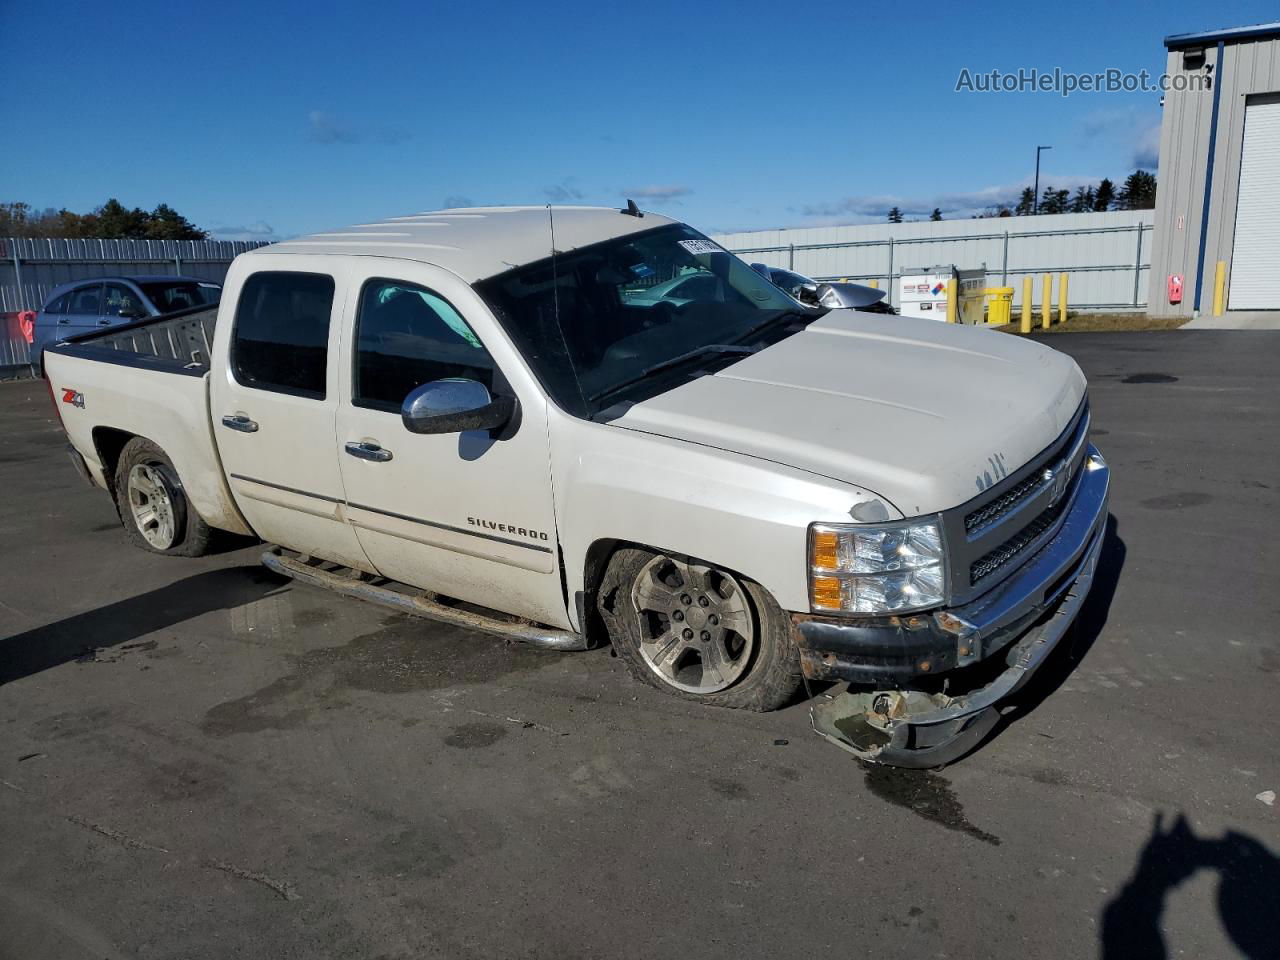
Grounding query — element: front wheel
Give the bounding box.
[113,437,212,557]
[598,548,802,711]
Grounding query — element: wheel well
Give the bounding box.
[91,427,136,495]
[579,538,623,648]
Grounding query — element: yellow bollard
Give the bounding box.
[867,279,878,289]
[1021,276,1032,333]
[1213,261,1226,316]
[946,278,958,323]
[1058,272,1068,325]
[1041,275,1052,330]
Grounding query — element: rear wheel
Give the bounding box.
[113,437,212,557]
[598,548,802,711]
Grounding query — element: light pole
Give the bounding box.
[1033,145,1052,214]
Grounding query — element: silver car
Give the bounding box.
[751,265,896,314]
[31,275,221,373]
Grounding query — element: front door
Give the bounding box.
[102,282,149,329]
[210,261,371,570]
[334,264,567,628]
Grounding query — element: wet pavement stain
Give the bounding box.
[293,607,337,628]
[443,721,508,749]
[709,778,750,799]
[200,614,558,738]
[864,766,1001,846]
[1122,372,1178,384]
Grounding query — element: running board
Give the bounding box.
[261,548,588,651]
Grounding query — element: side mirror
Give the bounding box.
[401,378,517,435]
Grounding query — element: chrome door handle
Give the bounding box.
[344,441,392,462]
[221,414,259,433]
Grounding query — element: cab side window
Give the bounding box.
[353,279,495,412]
[43,293,69,315]
[232,272,335,399]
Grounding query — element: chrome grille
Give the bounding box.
[964,469,1050,535]
[969,495,1071,584]
[968,451,1085,585]
[941,400,1090,604]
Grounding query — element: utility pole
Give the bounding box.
[1033,145,1052,214]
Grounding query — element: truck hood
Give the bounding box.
[611,312,1086,516]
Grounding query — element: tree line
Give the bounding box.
[0,199,208,240]
[887,169,1157,222]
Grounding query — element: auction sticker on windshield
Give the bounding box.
[678,239,725,256]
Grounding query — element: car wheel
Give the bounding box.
[113,437,212,557]
[598,547,802,711]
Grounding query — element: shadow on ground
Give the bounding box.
[981,514,1127,745]
[0,566,290,686]
[1101,813,1280,959]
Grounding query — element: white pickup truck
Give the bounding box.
[43,205,1109,766]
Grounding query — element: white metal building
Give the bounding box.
[712,211,1153,312]
[1148,22,1280,317]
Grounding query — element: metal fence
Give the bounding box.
[713,211,1155,312]
[1,236,267,374]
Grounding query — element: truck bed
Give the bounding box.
[41,303,253,537]
[48,304,218,373]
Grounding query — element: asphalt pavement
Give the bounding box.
[0,330,1276,960]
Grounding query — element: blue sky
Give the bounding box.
[2,0,1275,239]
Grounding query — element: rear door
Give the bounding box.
[210,259,372,570]
[334,261,568,627]
[60,283,105,338]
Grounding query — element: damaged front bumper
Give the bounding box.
[799,446,1110,767]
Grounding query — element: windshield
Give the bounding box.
[475,224,806,417]
[139,280,222,314]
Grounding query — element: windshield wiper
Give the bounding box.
[640,343,756,378]
[734,308,821,345]
[588,344,756,405]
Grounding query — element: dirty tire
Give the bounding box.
[598,547,802,711]
[113,437,212,557]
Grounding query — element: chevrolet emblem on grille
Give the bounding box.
[1045,463,1070,507]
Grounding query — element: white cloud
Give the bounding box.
[307,110,408,145]
[1079,107,1161,172]
[1132,124,1161,171]
[211,221,279,242]
[799,175,1104,222]
[544,179,585,203]
[622,184,692,205]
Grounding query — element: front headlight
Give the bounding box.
[809,520,947,615]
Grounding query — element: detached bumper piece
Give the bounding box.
[261,547,588,651]
[806,447,1109,767]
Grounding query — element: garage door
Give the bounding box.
[1228,95,1280,310]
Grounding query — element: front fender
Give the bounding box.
[550,413,901,628]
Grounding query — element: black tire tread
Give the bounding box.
[112,437,213,558]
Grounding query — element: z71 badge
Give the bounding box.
[61,388,85,409]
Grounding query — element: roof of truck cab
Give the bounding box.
[255,206,681,282]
